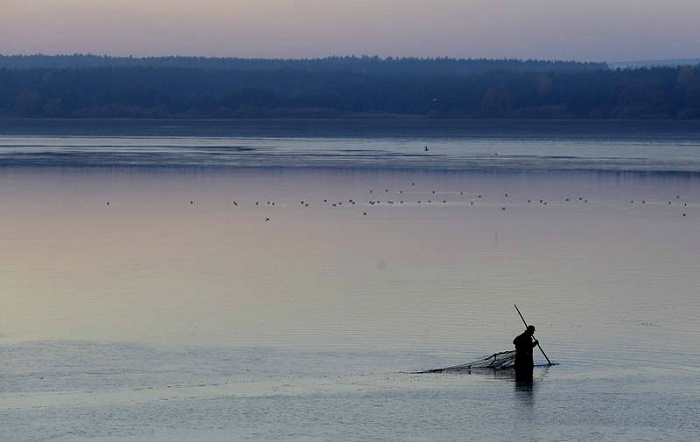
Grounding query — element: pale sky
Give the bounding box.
[1,0,699,61]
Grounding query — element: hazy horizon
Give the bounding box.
[2,0,699,62]
[2,53,700,66]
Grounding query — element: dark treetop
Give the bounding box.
[1,55,698,119]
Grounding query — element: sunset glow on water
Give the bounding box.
[1,121,699,440]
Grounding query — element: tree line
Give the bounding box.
[0,54,606,73]
[1,56,698,119]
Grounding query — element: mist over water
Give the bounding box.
[1,120,699,440]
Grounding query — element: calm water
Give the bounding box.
[1,120,699,440]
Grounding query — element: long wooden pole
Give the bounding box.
[514,304,552,365]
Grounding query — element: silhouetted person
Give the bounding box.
[513,325,538,381]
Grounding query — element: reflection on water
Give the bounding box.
[1,157,699,440]
[2,121,700,441]
[1,167,698,362]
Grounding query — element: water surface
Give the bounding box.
[0,120,699,440]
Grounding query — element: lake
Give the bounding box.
[1,119,699,440]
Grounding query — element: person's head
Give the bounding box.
[526,325,535,335]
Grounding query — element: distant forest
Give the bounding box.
[1,55,699,119]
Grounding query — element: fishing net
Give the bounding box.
[415,350,516,373]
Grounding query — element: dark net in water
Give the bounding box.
[415,350,516,373]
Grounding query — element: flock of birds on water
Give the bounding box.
[103,181,692,222]
[93,144,692,221]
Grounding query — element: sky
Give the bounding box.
[1,0,699,62]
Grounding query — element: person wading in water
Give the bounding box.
[513,325,538,380]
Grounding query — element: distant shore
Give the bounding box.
[1,56,698,120]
